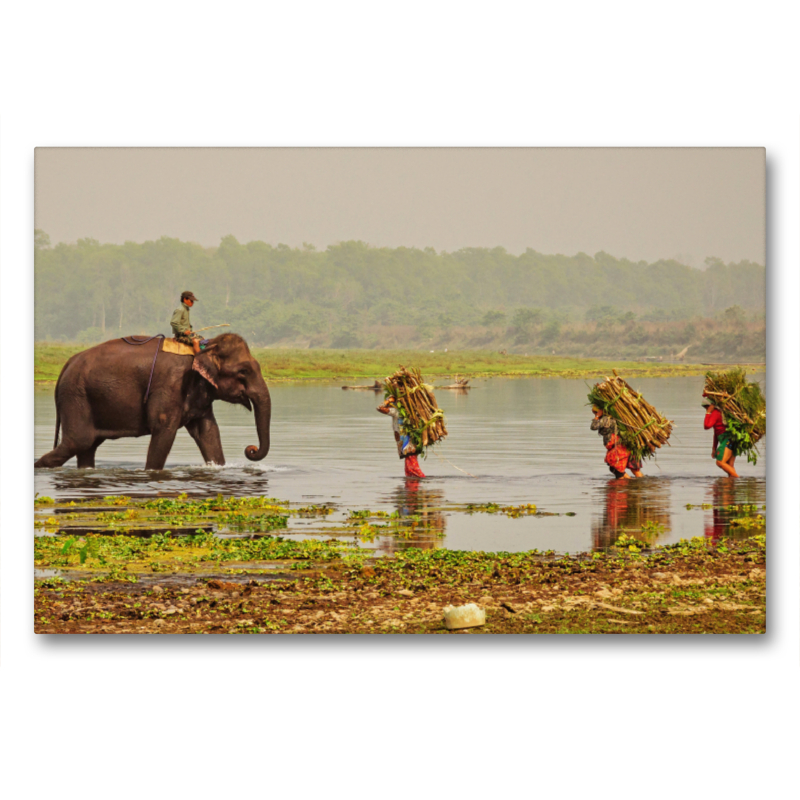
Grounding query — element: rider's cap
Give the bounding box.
[181,291,198,302]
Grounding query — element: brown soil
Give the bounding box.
[35,545,765,635]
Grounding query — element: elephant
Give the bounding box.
[34,333,271,470]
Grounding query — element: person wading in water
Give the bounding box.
[171,291,203,355]
[591,406,643,479]
[377,396,426,478]
[703,396,739,478]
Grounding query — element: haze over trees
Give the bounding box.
[34,232,765,360]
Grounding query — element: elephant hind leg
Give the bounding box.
[35,402,97,469]
[34,438,86,468]
[76,438,105,469]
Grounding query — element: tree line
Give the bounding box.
[34,231,765,348]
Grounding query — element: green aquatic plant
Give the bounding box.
[614,534,645,552]
[466,502,539,517]
[102,496,132,506]
[358,523,381,542]
[35,532,356,576]
[641,521,666,536]
[141,494,290,515]
[730,515,766,529]
[295,505,335,516]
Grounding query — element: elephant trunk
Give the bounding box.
[245,388,271,461]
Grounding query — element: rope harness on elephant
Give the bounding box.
[121,334,166,403]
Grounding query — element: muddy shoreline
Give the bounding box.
[35,534,765,635]
[34,491,766,635]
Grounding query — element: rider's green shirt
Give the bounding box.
[170,302,192,335]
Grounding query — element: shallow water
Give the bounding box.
[34,375,766,554]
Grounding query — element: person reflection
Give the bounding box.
[703,477,764,546]
[379,481,447,553]
[592,479,670,550]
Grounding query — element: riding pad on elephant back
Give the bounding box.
[162,338,195,356]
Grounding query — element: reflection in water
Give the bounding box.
[592,479,672,550]
[40,464,279,499]
[376,480,447,553]
[704,477,765,545]
[36,377,766,554]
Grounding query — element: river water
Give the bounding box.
[34,375,766,555]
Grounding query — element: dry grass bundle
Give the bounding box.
[588,372,673,460]
[384,367,447,452]
[704,368,766,454]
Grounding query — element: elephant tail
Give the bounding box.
[53,364,66,448]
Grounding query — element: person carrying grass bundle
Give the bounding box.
[591,406,643,479]
[587,373,670,479]
[703,368,765,469]
[377,367,447,479]
[702,396,739,478]
[377,395,426,478]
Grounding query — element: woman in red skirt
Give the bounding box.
[591,407,643,479]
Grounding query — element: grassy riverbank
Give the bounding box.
[34,495,765,634]
[35,342,737,384]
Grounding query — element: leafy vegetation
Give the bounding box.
[35,530,350,576]
[704,368,766,464]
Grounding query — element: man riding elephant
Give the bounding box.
[171,290,203,354]
[34,333,271,470]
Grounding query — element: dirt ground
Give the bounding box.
[35,536,765,635]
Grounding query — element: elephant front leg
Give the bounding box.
[186,412,225,466]
[145,426,180,470]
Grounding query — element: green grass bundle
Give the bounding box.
[384,367,447,454]
[587,372,673,461]
[704,368,766,462]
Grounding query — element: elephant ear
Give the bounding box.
[192,347,220,389]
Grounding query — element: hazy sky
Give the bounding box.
[34,147,765,266]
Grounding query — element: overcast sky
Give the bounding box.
[34,147,765,266]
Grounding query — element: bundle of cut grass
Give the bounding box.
[384,367,447,454]
[704,368,766,461]
[587,372,673,460]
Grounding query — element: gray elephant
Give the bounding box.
[34,333,271,470]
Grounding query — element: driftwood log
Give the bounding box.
[342,381,382,391]
[436,376,471,390]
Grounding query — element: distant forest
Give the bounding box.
[34,232,765,360]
